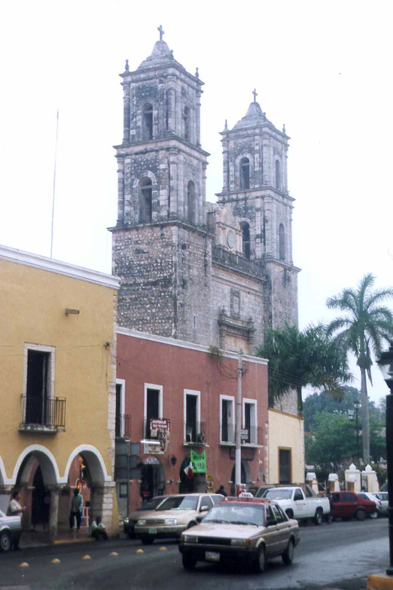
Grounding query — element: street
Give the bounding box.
[0,518,389,590]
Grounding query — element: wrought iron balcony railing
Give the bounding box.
[20,396,66,432]
[220,424,262,446]
[115,414,131,439]
[184,422,207,445]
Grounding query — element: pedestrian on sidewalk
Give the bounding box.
[89,516,108,541]
[69,488,83,531]
[7,490,25,550]
[216,485,227,497]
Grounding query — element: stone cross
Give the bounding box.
[158,25,165,41]
[252,89,258,102]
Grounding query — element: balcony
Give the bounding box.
[20,396,66,433]
[184,422,207,446]
[115,414,131,439]
[220,424,263,447]
[241,426,263,446]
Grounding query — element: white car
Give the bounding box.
[357,492,383,517]
[0,509,22,552]
[374,492,389,516]
[262,486,330,524]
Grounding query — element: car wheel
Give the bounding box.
[186,521,197,529]
[182,552,197,570]
[355,509,367,521]
[314,509,323,526]
[141,535,154,545]
[286,509,294,519]
[0,531,12,553]
[255,545,266,573]
[282,538,295,565]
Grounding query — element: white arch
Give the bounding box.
[11,445,61,486]
[63,445,111,486]
[0,455,11,485]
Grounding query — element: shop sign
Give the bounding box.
[150,418,170,437]
[143,443,163,455]
[190,450,207,474]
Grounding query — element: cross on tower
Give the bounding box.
[158,25,165,41]
[252,89,258,102]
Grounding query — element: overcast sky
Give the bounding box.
[1,0,392,403]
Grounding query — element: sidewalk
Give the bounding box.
[20,527,95,549]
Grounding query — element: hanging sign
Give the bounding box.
[190,450,207,474]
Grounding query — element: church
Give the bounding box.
[111,28,304,512]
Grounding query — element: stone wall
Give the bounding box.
[112,222,212,344]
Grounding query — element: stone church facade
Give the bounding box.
[110,32,300,413]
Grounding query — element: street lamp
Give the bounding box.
[377,343,393,576]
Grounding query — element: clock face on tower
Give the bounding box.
[227,232,235,249]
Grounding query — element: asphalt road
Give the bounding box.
[0,519,389,590]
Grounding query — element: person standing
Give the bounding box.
[69,488,83,531]
[7,490,25,550]
[216,485,227,497]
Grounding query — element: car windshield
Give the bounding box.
[203,503,265,527]
[264,489,293,500]
[357,493,368,500]
[137,497,165,511]
[157,496,198,511]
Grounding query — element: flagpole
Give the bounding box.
[235,350,243,493]
[50,109,59,259]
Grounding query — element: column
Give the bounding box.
[122,83,130,144]
[48,485,62,544]
[116,156,125,225]
[167,86,176,134]
[169,149,178,219]
[196,90,202,147]
[90,484,115,534]
[222,136,229,194]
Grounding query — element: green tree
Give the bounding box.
[305,411,357,472]
[256,324,351,412]
[303,386,360,431]
[326,273,393,464]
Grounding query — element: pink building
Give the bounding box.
[115,328,268,517]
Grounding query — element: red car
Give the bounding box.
[330,491,377,521]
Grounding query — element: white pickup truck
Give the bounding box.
[262,486,331,525]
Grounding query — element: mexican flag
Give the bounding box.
[184,460,194,479]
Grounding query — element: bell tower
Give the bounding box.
[111,28,212,344]
[216,91,299,330]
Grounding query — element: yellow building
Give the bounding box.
[267,409,305,485]
[0,245,120,539]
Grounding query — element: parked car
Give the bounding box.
[357,492,383,517]
[0,509,21,552]
[374,492,389,516]
[330,491,377,521]
[262,486,330,524]
[134,493,224,544]
[247,485,274,498]
[123,495,167,539]
[179,497,300,572]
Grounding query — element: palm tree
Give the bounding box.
[326,273,393,464]
[256,323,351,413]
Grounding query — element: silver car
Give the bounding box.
[123,496,167,539]
[179,498,300,572]
[134,493,223,544]
[0,509,22,552]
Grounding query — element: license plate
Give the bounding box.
[205,551,220,562]
[148,528,157,534]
